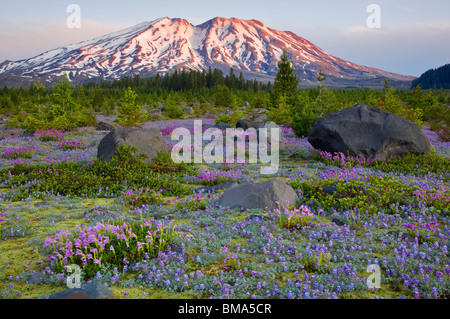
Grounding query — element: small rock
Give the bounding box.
[26,272,50,285]
[34,201,49,208]
[171,244,189,263]
[127,261,141,273]
[48,281,116,299]
[331,218,346,226]
[183,107,195,115]
[322,186,338,195]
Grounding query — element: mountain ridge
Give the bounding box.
[0,17,416,88]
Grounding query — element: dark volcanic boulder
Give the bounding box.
[308,104,432,159]
[97,126,167,164]
[96,121,114,131]
[217,179,299,211]
[213,122,233,130]
[236,119,256,130]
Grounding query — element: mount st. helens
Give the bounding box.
[0,17,416,88]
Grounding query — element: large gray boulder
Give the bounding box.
[217,179,298,211]
[97,126,167,164]
[308,104,432,159]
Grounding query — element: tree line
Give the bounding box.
[0,62,449,141]
[412,64,450,90]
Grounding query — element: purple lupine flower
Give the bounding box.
[432,287,438,299]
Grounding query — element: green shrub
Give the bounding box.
[215,107,244,126]
[117,87,146,126]
[266,94,292,125]
[299,251,332,274]
[121,187,164,208]
[149,150,196,175]
[0,145,191,201]
[292,174,448,214]
[214,85,235,107]
[164,102,184,119]
[371,152,450,180]
[291,89,340,137]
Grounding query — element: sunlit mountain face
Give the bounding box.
[0,17,415,88]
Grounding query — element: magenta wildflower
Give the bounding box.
[34,129,64,141]
[57,140,88,150]
[2,146,36,159]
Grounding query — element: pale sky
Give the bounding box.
[0,0,449,76]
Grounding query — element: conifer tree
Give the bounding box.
[270,49,299,108]
[117,87,145,127]
[52,73,78,112]
[316,65,327,94]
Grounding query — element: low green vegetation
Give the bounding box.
[0,145,193,202]
[0,66,448,142]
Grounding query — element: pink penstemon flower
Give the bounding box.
[2,146,36,159]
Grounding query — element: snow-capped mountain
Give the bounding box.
[0,17,415,88]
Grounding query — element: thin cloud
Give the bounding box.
[320,20,450,76]
[341,20,450,37]
[395,4,448,21]
[0,19,129,62]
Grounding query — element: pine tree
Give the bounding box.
[270,50,299,108]
[316,65,327,94]
[34,80,46,104]
[117,87,145,127]
[52,73,78,112]
[92,86,105,111]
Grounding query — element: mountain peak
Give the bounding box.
[0,17,415,88]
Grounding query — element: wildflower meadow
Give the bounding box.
[0,118,448,301]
